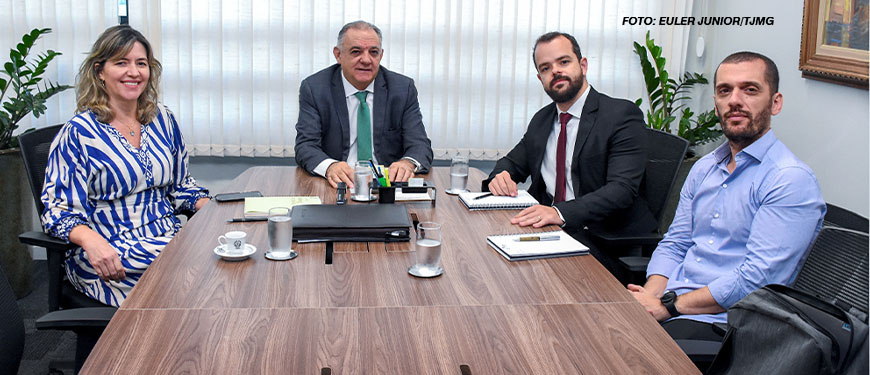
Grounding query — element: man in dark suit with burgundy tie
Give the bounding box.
[484,32,656,278]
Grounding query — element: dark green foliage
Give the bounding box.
[0,28,72,149]
[634,31,721,149]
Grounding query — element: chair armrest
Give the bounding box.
[35,307,116,330]
[587,231,663,247]
[618,256,651,273]
[675,339,722,363]
[19,231,74,250]
[712,322,728,336]
[176,208,195,220]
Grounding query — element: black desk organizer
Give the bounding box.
[371,180,437,206]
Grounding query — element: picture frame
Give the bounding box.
[800,0,869,89]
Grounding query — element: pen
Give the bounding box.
[226,217,268,222]
[368,159,382,177]
[515,235,560,242]
[473,192,493,200]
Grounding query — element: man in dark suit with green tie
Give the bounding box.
[295,21,433,188]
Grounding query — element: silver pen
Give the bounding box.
[515,235,560,242]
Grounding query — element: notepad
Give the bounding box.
[243,196,322,218]
[458,190,539,210]
[486,231,589,261]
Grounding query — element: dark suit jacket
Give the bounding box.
[484,87,656,234]
[295,64,433,174]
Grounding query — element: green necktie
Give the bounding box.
[355,91,372,162]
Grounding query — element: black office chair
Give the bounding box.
[793,226,869,320]
[585,128,688,284]
[0,261,113,375]
[0,263,25,374]
[681,225,870,372]
[18,124,109,312]
[823,202,869,233]
[18,124,117,373]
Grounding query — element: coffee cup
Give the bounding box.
[218,231,247,255]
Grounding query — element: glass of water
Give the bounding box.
[409,221,443,277]
[448,154,469,194]
[353,162,373,201]
[267,207,297,260]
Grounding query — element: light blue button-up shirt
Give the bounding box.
[647,130,825,325]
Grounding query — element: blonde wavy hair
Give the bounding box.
[76,25,162,125]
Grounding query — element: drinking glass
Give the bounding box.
[448,154,469,194]
[409,221,443,277]
[353,162,373,200]
[267,207,297,260]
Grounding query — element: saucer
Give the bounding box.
[445,188,469,195]
[408,264,444,278]
[214,243,256,261]
[265,249,298,261]
[351,195,378,202]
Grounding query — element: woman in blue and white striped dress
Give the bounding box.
[40,25,209,307]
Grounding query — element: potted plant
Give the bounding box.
[0,28,71,297]
[634,30,722,154]
[633,31,722,232]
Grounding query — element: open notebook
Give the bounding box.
[458,190,539,210]
[243,196,322,218]
[486,231,589,261]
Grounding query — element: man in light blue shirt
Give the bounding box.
[628,52,826,342]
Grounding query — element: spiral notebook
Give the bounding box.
[458,190,539,210]
[486,231,589,261]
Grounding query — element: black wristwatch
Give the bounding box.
[661,290,681,318]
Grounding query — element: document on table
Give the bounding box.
[243,196,322,218]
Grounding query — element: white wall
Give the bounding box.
[684,0,869,216]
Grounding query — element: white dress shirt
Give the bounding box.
[540,86,589,201]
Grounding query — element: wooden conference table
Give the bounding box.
[81,167,697,374]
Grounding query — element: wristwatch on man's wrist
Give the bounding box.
[660,290,681,318]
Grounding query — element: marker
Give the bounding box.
[473,192,493,200]
[226,217,268,222]
[515,235,560,242]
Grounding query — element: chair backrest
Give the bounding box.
[18,124,63,215]
[641,128,689,226]
[793,226,869,318]
[0,264,25,374]
[17,124,106,311]
[823,203,869,233]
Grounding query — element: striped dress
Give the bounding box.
[40,105,208,307]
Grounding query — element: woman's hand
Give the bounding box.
[194,197,210,210]
[69,225,126,282]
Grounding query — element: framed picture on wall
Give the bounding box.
[800,0,869,89]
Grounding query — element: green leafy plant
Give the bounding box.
[633,31,721,152]
[0,28,72,150]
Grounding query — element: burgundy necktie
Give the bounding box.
[554,112,571,204]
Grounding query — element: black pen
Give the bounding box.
[368,159,382,178]
[473,192,494,200]
[226,217,267,222]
